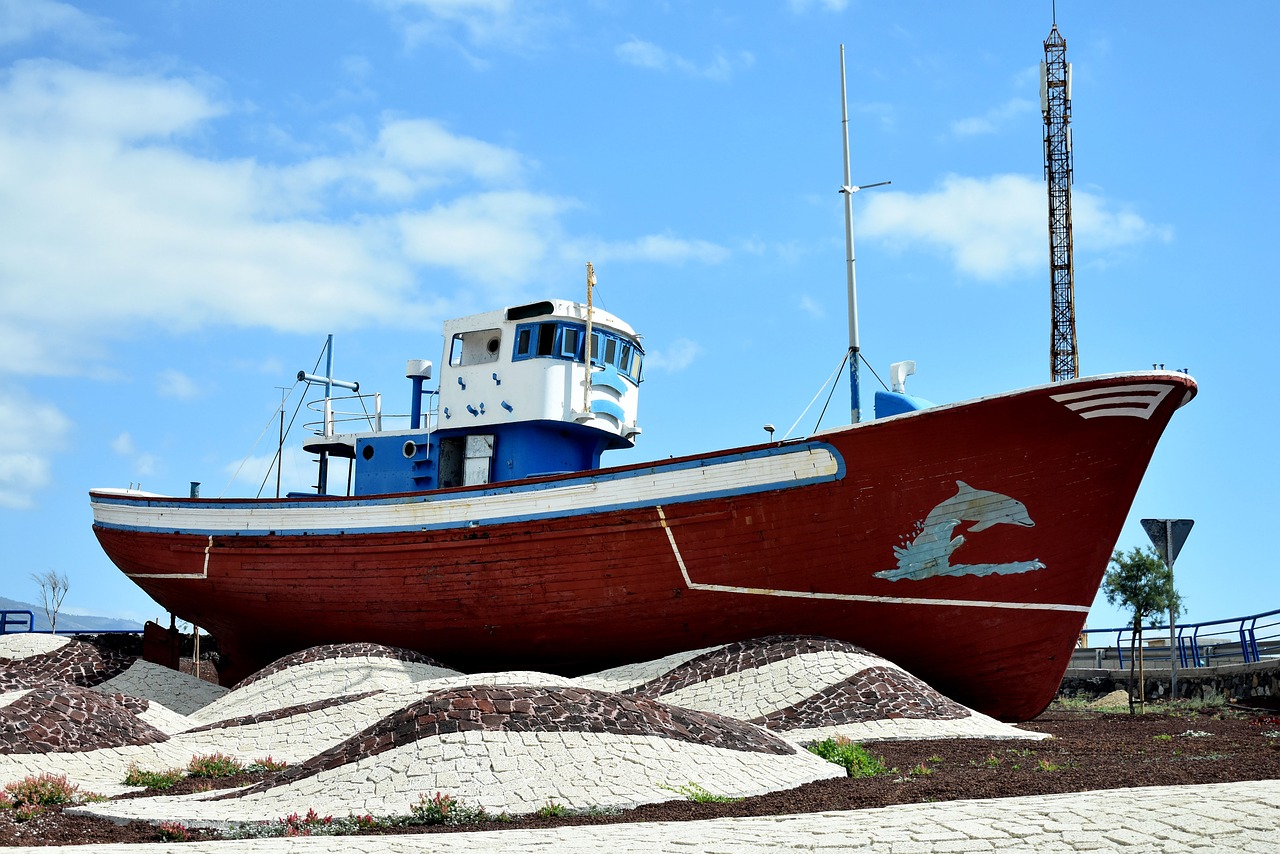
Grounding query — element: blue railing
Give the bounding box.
[0,610,34,634]
[1079,608,1280,669]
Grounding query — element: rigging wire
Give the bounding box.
[783,349,849,440]
[254,384,311,498]
[786,348,894,440]
[221,339,331,498]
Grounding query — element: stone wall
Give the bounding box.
[1059,659,1280,704]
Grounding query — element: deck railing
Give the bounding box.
[1076,608,1280,670]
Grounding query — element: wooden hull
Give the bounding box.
[90,372,1196,721]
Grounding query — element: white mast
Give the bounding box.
[583,262,595,414]
[838,45,889,424]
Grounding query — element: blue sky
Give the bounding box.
[1,0,1275,636]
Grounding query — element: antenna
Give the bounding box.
[838,45,890,423]
[1042,22,1079,382]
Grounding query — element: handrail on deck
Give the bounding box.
[1080,608,1280,669]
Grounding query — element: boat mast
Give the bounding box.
[583,262,595,414]
[838,45,889,424]
[839,45,860,423]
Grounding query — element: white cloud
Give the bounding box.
[786,0,849,12]
[0,0,123,49]
[157,370,201,401]
[0,62,544,375]
[111,433,135,455]
[644,338,701,373]
[397,191,573,288]
[0,389,70,509]
[799,295,824,318]
[860,173,1171,281]
[368,0,561,53]
[570,234,730,266]
[950,97,1035,137]
[0,59,733,389]
[110,432,157,478]
[615,39,754,82]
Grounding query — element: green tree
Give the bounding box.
[1103,546,1182,714]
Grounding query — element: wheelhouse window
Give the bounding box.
[512,320,643,384]
[449,328,502,366]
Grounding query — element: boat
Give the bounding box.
[87,51,1197,722]
[88,284,1196,720]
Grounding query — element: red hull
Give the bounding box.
[91,372,1195,721]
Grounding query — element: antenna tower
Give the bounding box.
[1041,22,1078,382]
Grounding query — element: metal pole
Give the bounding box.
[839,44,860,424]
[1167,519,1178,699]
[584,263,594,414]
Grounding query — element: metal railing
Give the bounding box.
[0,610,34,633]
[1077,608,1280,670]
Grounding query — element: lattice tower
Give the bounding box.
[1042,24,1078,382]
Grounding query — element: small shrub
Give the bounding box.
[278,808,333,836]
[123,765,185,790]
[806,737,888,778]
[1036,758,1061,772]
[3,773,83,808]
[187,752,245,778]
[661,782,741,804]
[536,801,569,818]
[908,762,933,777]
[247,755,289,773]
[156,821,189,842]
[13,803,43,822]
[984,754,1002,767]
[409,792,490,826]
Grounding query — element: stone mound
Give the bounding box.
[628,635,1038,742]
[189,643,460,727]
[0,684,167,754]
[0,638,135,691]
[231,643,452,690]
[7,635,1045,824]
[75,684,840,827]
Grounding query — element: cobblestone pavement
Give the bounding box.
[14,779,1280,853]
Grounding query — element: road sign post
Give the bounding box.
[1140,518,1193,700]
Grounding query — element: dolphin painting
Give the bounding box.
[874,481,1046,582]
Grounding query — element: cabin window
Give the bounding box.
[448,334,464,367]
[509,321,641,384]
[561,326,581,359]
[536,322,556,356]
[448,329,502,366]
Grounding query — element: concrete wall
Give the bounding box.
[1059,659,1280,703]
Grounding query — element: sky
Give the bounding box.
[1,0,1276,638]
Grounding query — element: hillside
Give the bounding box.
[0,596,144,633]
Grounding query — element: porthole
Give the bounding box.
[402,440,417,458]
[362,445,375,461]
[487,337,501,355]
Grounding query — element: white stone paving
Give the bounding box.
[75,729,844,828]
[187,657,460,725]
[94,660,228,716]
[17,780,1278,852]
[0,633,70,659]
[574,644,723,692]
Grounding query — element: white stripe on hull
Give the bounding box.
[92,445,841,536]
